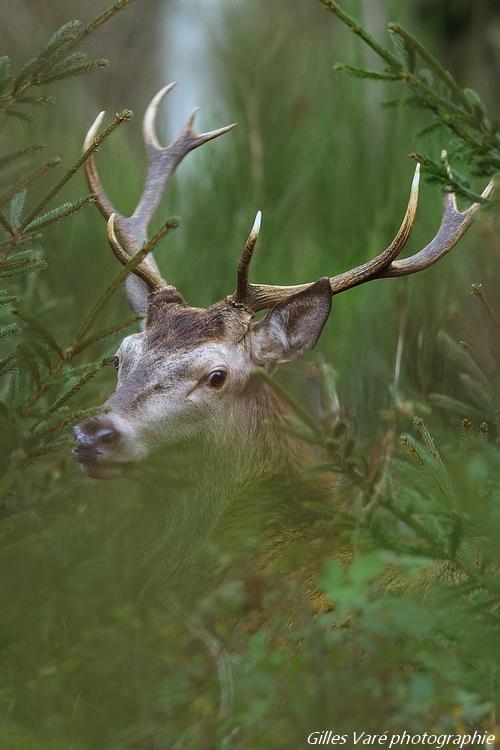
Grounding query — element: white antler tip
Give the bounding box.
[440,149,448,161]
[107,212,116,234]
[481,179,496,201]
[83,110,106,152]
[158,81,177,97]
[251,210,262,237]
[412,163,421,189]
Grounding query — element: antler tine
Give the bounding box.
[107,214,166,292]
[142,82,178,151]
[233,211,262,305]
[84,84,234,313]
[238,161,494,312]
[132,85,236,232]
[382,152,495,278]
[238,164,421,311]
[83,111,119,221]
[328,162,420,293]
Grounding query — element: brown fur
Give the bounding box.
[145,296,252,352]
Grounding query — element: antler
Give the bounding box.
[230,154,495,312]
[83,83,235,313]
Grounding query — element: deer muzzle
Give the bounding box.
[73,417,128,479]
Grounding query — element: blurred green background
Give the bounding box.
[2,0,500,425]
[0,1,499,748]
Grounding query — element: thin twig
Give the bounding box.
[72,315,142,355]
[471,284,499,330]
[388,23,475,115]
[319,0,400,68]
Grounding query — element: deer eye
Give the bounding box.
[207,369,227,389]
[113,356,120,369]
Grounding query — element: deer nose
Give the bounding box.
[73,418,120,459]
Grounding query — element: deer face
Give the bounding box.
[73,84,492,478]
[74,283,332,479]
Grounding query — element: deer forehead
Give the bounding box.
[118,334,250,382]
[156,342,250,379]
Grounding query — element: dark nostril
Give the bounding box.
[74,419,120,452]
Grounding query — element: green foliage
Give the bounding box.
[0,1,498,748]
[0,5,131,123]
[0,3,147,500]
[320,0,500,199]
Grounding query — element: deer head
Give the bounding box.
[73,84,494,479]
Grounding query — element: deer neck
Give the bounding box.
[126,379,322,600]
[222,378,318,488]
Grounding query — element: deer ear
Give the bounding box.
[250,277,332,366]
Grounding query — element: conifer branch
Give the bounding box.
[19,110,132,229]
[73,218,178,344]
[319,0,500,194]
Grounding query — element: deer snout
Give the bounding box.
[73,418,121,462]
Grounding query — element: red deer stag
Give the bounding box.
[74,84,494,484]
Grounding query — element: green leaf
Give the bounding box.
[16,95,55,107]
[0,292,18,306]
[0,258,48,278]
[39,58,108,85]
[0,56,11,94]
[464,87,486,118]
[43,20,81,56]
[416,122,444,138]
[348,551,384,586]
[17,344,42,388]
[47,51,86,74]
[73,314,142,354]
[317,557,344,598]
[6,367,19,406]
[0,55,10,82]
[29,341,53,371]
[0,323,18,339]
[381,98,402,109]
[333,63,400,81]
[0,351,16,376]
[388,28,411,70]
[48,358,111,412]
[14,20,81,87]
[418,68,434,88]
[429,393,485,422]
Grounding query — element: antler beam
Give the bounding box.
[83,83,235,312]
[230,155,494,312]
[106,213,167,292]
